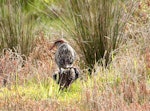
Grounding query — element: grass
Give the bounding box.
[0,78,81,103]
[0,0,36,56]
[0,70,119,107]
[0,55,150,110]
[52,0,134,70]
[0,0,150,111]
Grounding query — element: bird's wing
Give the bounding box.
[55,44,75,68]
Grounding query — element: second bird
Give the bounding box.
[50,39,76,74]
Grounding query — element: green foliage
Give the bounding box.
[0,0,36,56]
[0,77,83,102]
[59,0,131,70]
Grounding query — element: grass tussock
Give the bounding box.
[56,0,135,70]
[0,0,36,56]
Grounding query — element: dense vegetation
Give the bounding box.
[0,0,150,110]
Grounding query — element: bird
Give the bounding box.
[50,39,76,74]
[53,67,79,90]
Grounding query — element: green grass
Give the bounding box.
[0,0,36,56]
[0,71,119,102]
[0,70,119,102]
[0,78,82,102]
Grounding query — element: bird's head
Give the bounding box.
[50,39,66,50]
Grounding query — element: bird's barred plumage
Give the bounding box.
[53,67,79,90]
[50,39,79,90]
[55,43,76,69]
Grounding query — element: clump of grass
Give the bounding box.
[0,48,24,86]
[0,43,53,87]
[0,0,36,56]
[57,0,135,70]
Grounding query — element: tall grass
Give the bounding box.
[56,0,134,70]
[0,0,36,56]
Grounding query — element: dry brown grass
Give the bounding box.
[0,32,56,86]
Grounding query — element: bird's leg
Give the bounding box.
[59,67,62,75]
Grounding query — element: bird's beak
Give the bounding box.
[49,44,55,50]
